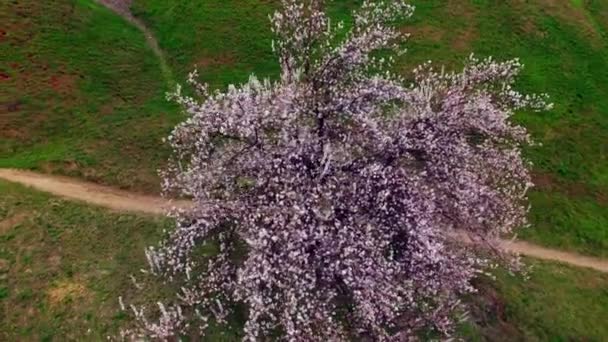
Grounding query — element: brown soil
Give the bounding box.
[445,0,479,51]
[500,239,608,273]
[533,171,607,205]
[514,0,601,44]
[401,25,444,42]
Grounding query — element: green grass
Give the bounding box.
[464,259,608,341]
[1,180,607,340]
[0,180,171,339]
[0,0,180,193]
[464,0,608,257]
[0,180,246,340]
[130,0,281,89]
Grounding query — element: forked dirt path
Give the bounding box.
[1,168,607,273]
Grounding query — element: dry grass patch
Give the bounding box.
[47,279,90,305]
[0,212,28,234]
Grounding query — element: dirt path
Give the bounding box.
[0,169,189,215]
[499,239,608,273]
[1,169,607,273]
[97,0,173,84]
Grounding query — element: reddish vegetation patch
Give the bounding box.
[6,100,20,112]
[514,0,600,43]
[532,172,554,189]
[452,28,477,51]
[0,103,49,141]
[99,103,115,115]
[49,73,77,94]
[195,53,237,69]
[47,280,90,305]
[597,191,608,206]
[48,254,62,269]
[521,17,539,35]
[0,72,9,81]
[0,102,23,140]
[99,98,125,115]
[0,128,23,139]
[468,279,525,340]
[0,28,6,42]
[533,171,606,204]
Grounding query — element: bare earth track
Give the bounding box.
[1,168,607,273]
[0,169,189,215]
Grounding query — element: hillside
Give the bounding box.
[1,0,607,339]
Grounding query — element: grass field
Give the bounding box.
[0,180,171,340]
[1,180,607,340]
[0,180,247,341]
[465,260,608,341]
